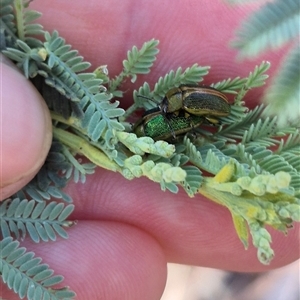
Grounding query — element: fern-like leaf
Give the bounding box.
[108,39,159,94]
[216,105,259,137]
[153,64,210,98]
[211,76,247,94]
[181,165,203,196]
[27,31,125,154]
[4,28,125,148]
[276,130,300,156]
[2,39,46,77]
[0,237,76,299]
[132,64,210,110]
[0,0,17,48]
[0,198,75,242]
[240,117,279,147]
[13,0,44,47]
[183,137,239,176]
[263,44,300,126]
[13,179,73,203]
[123,39,159,81]
[231,0,300,58]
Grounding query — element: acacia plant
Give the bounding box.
[0,1,299,299]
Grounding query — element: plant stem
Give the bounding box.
[53,127,121,172]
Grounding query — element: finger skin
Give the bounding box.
[0,57,52,200]
[4,171,297,299]
[1,1,298,299]
[0,222,167,300]
[31,0,287,108]
[67,168,300,272]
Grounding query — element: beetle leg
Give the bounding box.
[204,116,221,125]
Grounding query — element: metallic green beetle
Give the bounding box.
[133,108,204,141]
[159,85,231,124]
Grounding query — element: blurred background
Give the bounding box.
[161,259,299,300]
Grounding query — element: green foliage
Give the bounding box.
[231,0,299,57]
[0,198,75,242]
[211,76,247,94]
[181,165,203,196]
[109,39,159,93]
[11,140,93,203]
[0,0,17,48]
[229,0,300,126]
[263,44,300,126]
[1,1,300,298]
[131,64,210,111]
[13,0,44,47]
[201,165,299,264]
[0,237,76,299]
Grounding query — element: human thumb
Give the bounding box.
[0,55,52,200]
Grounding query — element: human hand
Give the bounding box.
[1,1,299,299]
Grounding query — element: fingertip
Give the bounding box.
[0,58,52,200]
[0,222,168,300]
